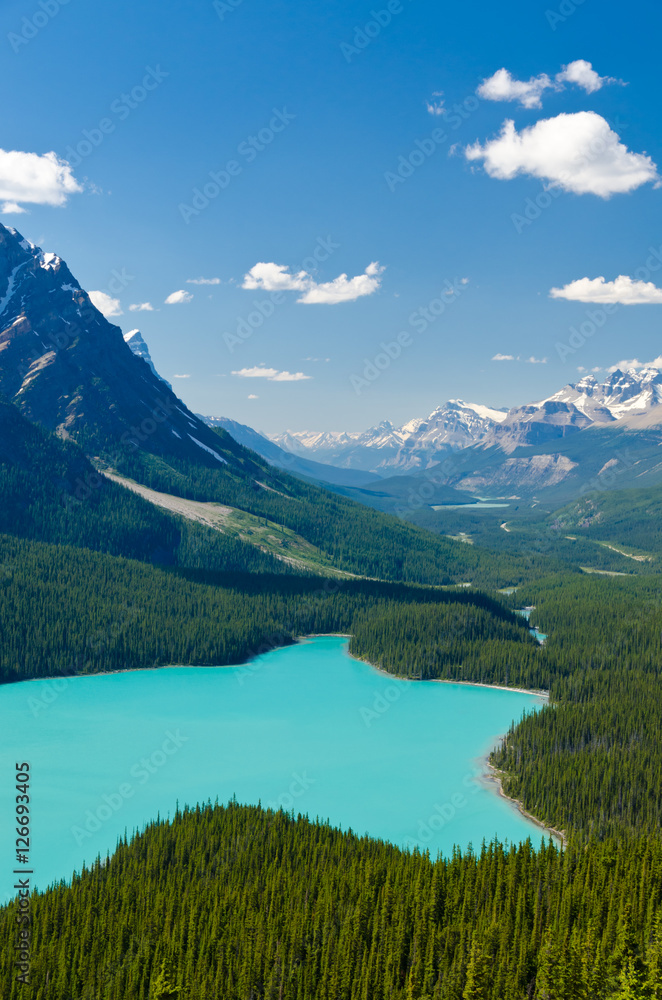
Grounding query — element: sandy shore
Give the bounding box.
[481,760,567,847]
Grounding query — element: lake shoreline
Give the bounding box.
[480,761,567,848]
[14,633,549,703]
[344,643,548,701]
[342,641,558,845]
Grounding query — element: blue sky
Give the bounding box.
[1,0,661,433]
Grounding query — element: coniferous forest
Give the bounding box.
[4,336,662,998]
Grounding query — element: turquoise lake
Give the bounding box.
[1,636,549,902]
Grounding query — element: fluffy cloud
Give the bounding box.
[89,290,122,317]
[299,262,385,304]
[165,290,193,305]
[550,275,662,304]
[465,112,659,197]
[173,374,191,378]
[1,202,27,215]
[608,356,662,372]
[556,60,620,94]
[247,394,259,399]
[476,61,621,109]
[242,261,384,304]
[129,302,154,312]
[242,262,310,292]
[492,353,515,361]
[186,277,221,285]
[477,69,554,109]
[0,149,82,214]
[232,365,311,382]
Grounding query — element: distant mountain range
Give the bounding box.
[263,369,662,475]
[6,219,662,518]
[200,416,382,488]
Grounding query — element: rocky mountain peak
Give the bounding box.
[0,223,253,473]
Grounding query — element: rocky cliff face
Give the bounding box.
[123,329,172,389]
[0,224,242,470]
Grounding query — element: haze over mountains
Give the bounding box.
[264,370,662,474]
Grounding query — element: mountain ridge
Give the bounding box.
[266,369,662,474]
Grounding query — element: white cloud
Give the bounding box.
[476,61,621,110]
[608,356,662,372]
[0,149,82,213]
[242,260,384,304]
[465,112,659,198]
[492,353,546,363]
[232,365,311,382]
[89,290,123,317]
[550,275,662,304]
[165,290,193,305]
[247,394,259,399]
[173,374,191,379]
[129,302,154,312]
[298,262,385,304]
[556,60,620,94]
[186,277,221,285]
[242,262,310,292]
[1,202,27,215]
[426,92,445,116]
[477,69,555,109]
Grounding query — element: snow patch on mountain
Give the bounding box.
[123,329,172,389]
[269,371,662,474]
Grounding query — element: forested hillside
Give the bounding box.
[0,533,533,684]
[2,802,661,1000]
[492,574,662,840]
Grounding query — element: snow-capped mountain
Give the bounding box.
[272,401,508,473]
[273,420,406,470]
[201,415,381,486]
[485,369,662,452]
[271,401,507,473]
[123,329,171,389]
[544,368,662,422]
[0,224,257,473]
[268,372,662,473]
